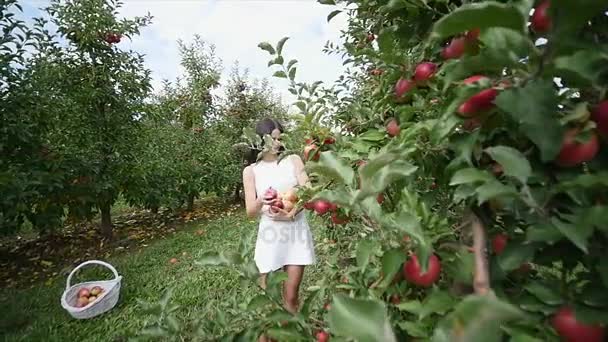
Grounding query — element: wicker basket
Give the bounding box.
[60,260,122,319]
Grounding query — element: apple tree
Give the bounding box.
[182,0,608,341]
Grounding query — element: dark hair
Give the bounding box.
[246,118,285,165]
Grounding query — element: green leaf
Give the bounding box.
[328,294,397,342]
[294,101,306,112]
[276,37,289,56]
[300,289,319,317]
[495,80,564,162]
[552,0,608,35]
[356,239,376,272]
[396,300,422,314]
[266,327,306,341]
[478,27,537,66]
[358,160,418,199]
[432,1,528,39]
[524,281,564,306]
[379,248,407,288]
[247,295,272,310]
[258,42,275,55]
[526,222,563,243]
[420,290,457,320]
[431,295,525,342]
[498,242,536,271]
[286,59,298,70]
[580,283,608,308]
[598,259,608,289]
[318,0,335,4]
[556,172,608,190]
[484,146,531,183]
[398,321,428,338]
[450,168,493,186]
[515,294,555,315]
[551,217,592,253]
[327,10,342,22]
[359,129,386,142]
[554,50,608,87]
[273,71,287,78]
[475,180,518,204]
[307,151,355,186]
[288,67,296,81]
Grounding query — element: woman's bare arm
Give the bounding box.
[243,166,264,218]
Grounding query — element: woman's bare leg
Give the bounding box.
[283,265,305,313]
[258,273,269,342]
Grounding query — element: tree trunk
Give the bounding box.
[100,202,113,239]
[233,182,242,203]
[187,193,195,212]
[151,205,159,214]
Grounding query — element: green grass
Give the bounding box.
[0,209,329,341]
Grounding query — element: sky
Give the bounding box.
[22,0,349,106]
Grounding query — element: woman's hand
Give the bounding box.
[267,207,296,221]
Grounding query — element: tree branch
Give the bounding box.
[469,212,493,296]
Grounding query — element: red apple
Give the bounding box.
[591,100,608,136]
[394,78,415,99]
[551,306,605,342]
[492,163,504,176]
[305,138,314,144]
[264,187,278,201]
[314,200,332,215]
[90,286,103,296]
[323,137,336,145]
[283,200,295,212]
[441,37,467,60]
[531,0,552,34]
[169,258,178,264]
[316,330,330,342]
[492,234,508,255]
[76,296,89,308]
[377,193,385,204]
[465,28,481,42]
[556,129,600,167]
[283,189,298,203]
[457,76,498,117]
[413,62,437,83]
[304,144,320,161]
[370,68,384,76]
[88,295,97,303]
[331,212,349,225]
[303,201,315,210]
[324,302,331,310]
[403,254,441,287]
[386,119,400,137]
[78,288,90,298]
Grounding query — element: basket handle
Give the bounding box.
[66,260,120,291]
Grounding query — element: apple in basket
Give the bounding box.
[76,296,89,308]
[90,286,103,296]
[88,295,98,303]
[78,288,90,298]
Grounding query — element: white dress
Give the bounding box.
[251,155,316,274]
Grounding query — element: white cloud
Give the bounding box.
[116,0,349,105]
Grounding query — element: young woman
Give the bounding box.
[242,118,316,318]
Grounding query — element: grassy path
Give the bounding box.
[0,207,327,341]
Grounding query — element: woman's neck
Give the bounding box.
[261,153,278,162]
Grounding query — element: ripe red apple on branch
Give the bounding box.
[386,118,400,137]
[591,100,608,136]
[556,129,599,167]
[394,78,415,99]
[403,253,441,287]
[413,62,437,84]
[492,234,508,255]
[530,0,552,34]
[457,75,498,117]
[316,330,330,342]
[551,306,605,342]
